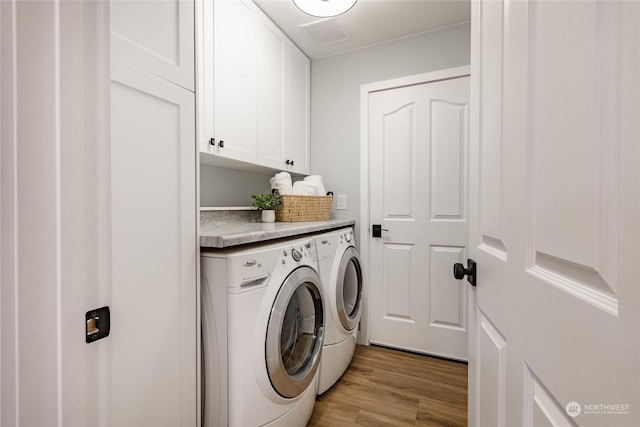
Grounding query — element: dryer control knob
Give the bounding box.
[345,234,352,243]
[291,248,303,262]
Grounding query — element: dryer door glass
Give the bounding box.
[336,247,363,331]
[266,266,324,398]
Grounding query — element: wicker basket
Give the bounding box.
[275,194,333,222]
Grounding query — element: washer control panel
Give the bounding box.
[280,239,317,266]
[291,248,303,262]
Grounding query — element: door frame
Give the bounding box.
[358,65,471,346]
[1,1,111,424]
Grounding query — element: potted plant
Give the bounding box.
[251,192,281,223]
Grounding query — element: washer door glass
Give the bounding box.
[336,247,363,331]
[266,266,324,398]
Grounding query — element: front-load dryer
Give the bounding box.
[313,227,363,394]
[201,237,324,427]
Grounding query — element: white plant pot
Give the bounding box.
[261,210,275,223]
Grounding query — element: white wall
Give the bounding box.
[310,23,471,233]
[200,164,271,207]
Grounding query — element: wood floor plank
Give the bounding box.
[308,345,467,426]
[367,370,467,406]
[416,397,467,427]
[354,410,417,427]
[354,346,467,388]
[307,401,359,426]
[317,380,419,424]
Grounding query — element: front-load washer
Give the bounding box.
[313,227,363,394]
[201,236,324,427]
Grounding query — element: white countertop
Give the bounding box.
[199,219,355,248]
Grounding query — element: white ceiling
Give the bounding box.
[253,0,471,59]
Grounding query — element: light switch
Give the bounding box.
[337,194,347,210]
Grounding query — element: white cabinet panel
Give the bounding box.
[111,58,197,427]
[257,20,286,169]
[213,0,258,164]
[111,0,194,91]
[285,46,311,175]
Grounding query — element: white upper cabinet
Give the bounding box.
[211,0,258,164]
[284,46,311,175]
[111,0,195,91]
[256,18,286,170]
[197,0,311,175]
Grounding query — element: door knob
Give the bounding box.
[372,224,388,238]
[453,259,477,287]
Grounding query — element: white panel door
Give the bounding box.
[368,74,470,360]
[111,0,194,91]
[111,58,197,427]
[468,1,640,426]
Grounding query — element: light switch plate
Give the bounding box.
[337,194,347,210]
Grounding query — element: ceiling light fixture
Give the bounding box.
[293,0,357,18]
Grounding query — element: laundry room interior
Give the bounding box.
[197,0,471,424]
[3,0,639,426]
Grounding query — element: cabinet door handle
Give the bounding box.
[219,140,224,148]
[290,160,294,166]
[285,159,291,165]
[209,138,215,146]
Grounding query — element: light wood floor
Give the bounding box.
[307,345,467,427]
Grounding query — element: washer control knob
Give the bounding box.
[291,248,303,262]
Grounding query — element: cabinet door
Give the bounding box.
[285,45,311,175]
[111,0,194,91]
[111,58,197,427]
[197,0,215,154]
[256,19,286,170]
[213,0,258,164]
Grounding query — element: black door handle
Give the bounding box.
[372,224,388,238]
[453,259,477,287]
